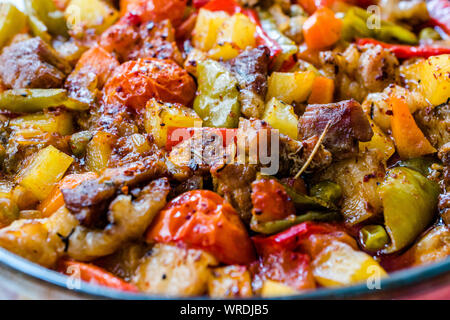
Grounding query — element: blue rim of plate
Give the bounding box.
[1,246,449,300]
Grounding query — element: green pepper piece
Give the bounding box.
[0,3,27,49]
[258,10,298,71]
[283,183,336,211]
[395,157,436,176]
[419,28,441,41]
[25,0,68,37]
[0,89,89,113]
[341,8,373,41]
[193,60,240,128]
[310,181,342,205]
[69,130,93,157]
[250,211,341,235]
[359,225,389,252]
[378,167,440,254]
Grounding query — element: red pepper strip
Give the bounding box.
[252,222,336,255]
[166,127,237,151]
[201,0,282,59]
[427,0,450,35]
[356,38,450,59]
[58,259,138,292]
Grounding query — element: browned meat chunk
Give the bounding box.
[211,163,257,223]
[298,99,373,160]
[0,38,71,89]
[62,154,168,227]
[225,46,270,118]
[414,104,450,150]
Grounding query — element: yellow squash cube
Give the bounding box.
[17,146,73,200]
[9,112,74,136]
[418,54,450,106]
[215,13,257,51]
[263,97,299,139]
[144,99,202,148]
[85,131,114,173]
[267,71,317,104]
[192,9,230,51]
[65,0,119,36]
[312,241,387,287]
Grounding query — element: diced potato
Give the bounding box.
[144,99,202,148]
[85,131,114,173]
[208,42,240,61]
[16,146,74,200]
[312,241,387,287]
[9,112,74,136]
[267,71,316,104]
[263,97,299,139]
[0,3,27,49]
[359,118,395,161]
[399,60,423,91]
[418,54,450,106]
[215,13,257,51]
[208,265,253,298]
[133,243,218,296]
[192,9,230,51]
[65,0,119,37]
[261,280,298,297]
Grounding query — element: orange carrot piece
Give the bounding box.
[302,6,342,50]
[38,172,98,217]
[308,76,335,104]
[58,259,138,292]
[389,96,436,159]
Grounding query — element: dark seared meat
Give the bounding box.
[298,99,373,160]
[414,104,450,150]
[62,154,168,227]
[225,46,270,118]
[0,38,71,89]
[211,163,257,223]
[100,18,182,65]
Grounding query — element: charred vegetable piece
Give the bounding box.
[250,211,341,235]
[193,60,240,128]
[25,0,68,37]
[0,3,27,49]
[378,167,440,253]
[16,146,74,201]
[359,225,389,252]
[0,89,89,113]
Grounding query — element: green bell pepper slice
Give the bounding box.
[0,89,89,113]
[193,59,240,128]
[378,167,440,254]
[359,224,390,252]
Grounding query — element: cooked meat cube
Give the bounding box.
[298,99,373,160]
[414,104,450,150]
[211,163,257,223]
[0,38,71,89]
[225,46,271,118]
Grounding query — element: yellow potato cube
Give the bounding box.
[418,54,450,106]
[9,112,74,136]
[85,131,114,173]
[208,42,240,61]
[192,9,230,51]
[261,280,298,297]
[65,0,119,36]
[312,241,387,287]
[17,146,73,200]
[263,97,299,139]
[267,71,317,104]
[359,118,395,161]
[144,99,202,148]
[215,13,257,50]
